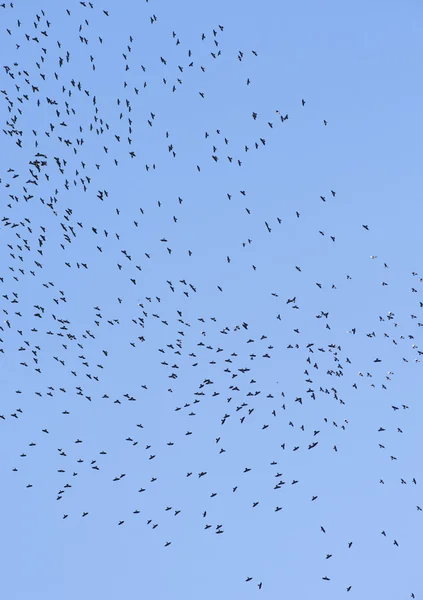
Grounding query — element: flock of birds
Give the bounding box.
[0,1,421,597]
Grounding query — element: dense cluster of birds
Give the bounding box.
[0,1,421,597]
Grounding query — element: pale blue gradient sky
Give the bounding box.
[0,1,422,598]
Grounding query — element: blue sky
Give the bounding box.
[1,0,423,598]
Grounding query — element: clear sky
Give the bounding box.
[0,0,422,598]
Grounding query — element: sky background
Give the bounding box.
[0,0,423,598]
